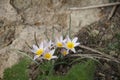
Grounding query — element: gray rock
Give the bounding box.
[10,0,32,12]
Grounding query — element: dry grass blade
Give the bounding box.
[108,5,117,20]
[69,2,120,10]
[68,13,72,38]
[34,32,39,47]
[108,0,120,20]
[52,26,55,41]
[25,41,32,49]
[79,45,120,63]
[70,54,112,61]
[44,28,50,41]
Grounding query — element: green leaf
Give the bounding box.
[3,58,30,80]
[3,59,96,80]
[48,60,96,80]
[66,60,95,80]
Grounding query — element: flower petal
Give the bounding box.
[49,40,53,46]
[71,48,76,53]
[33,45,38,51]
[66,49,69,55]
[72,37,78,43]
[75,42,80,46]
[52,56,58,59]
[46,48,51,53]
[61,49,69,56]
[39,42,43,49]
[66,35,71,42]
[33,55,39,60]
[60,36,63,42]
[63,39,67,43]
[31,49,36,53]
[50,49,55,55]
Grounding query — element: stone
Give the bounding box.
[10,0,32,12]
[90,29,99,37]
[0,0,21,22]
[102,34,113,40]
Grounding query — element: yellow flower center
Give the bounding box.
[36,49,43,55]
[67,41,74,49]
[57,42,63,47]
[62,50,67,56]
[44,53,52,60]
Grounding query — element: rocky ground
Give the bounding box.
[0,0,120,79]
[77,13,120,80]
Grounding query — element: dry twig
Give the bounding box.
[25,41,32,49]
[44,28,50,41]
[52,26,55,41]
[34,32,39,47]
[68,13,72,38]
[79,45,120,63]
[69,2,120,10]
[108,5,118,20]
[108,0,119,20]
[70,54,111,61]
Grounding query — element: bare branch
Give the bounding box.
[68,13,72,38]
[69,2,120,10]
[108,5,117,20]
[52,26,55,41]
[44,28,50,41]
[34,32,39,47]
[79,45,120,63]
[25,41,32,49]
[70,54,110,60]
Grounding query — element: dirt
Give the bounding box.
[76,7,120,80]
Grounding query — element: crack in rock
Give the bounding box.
[10,0,32,13]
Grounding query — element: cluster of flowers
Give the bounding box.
[31,35,80,60]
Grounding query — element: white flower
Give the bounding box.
[61,48,68,56]
[31,42,44,60]
[43,49,57,60]
[65,36,80,53]
[56,36,66,48]
[43,40,53,49]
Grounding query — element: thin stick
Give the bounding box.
[116,12,120,17]
[79,45,120,63]
[25,41,32,49]
[44,28,50,41]
[68,13,72,38]
[34,32,39,47]
[52,26,55,41]
[69,54,111,61]
[108,5,117,20]
[14,49,39,65]
[61,26,64,37]
[69,54,116,66]
[69,2,120,10]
